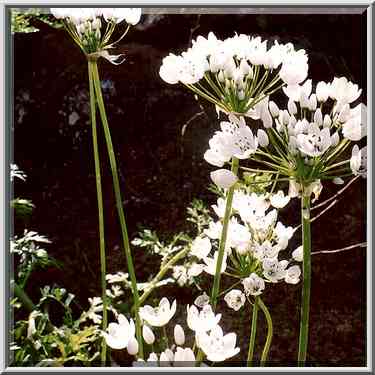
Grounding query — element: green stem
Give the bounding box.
[137,248,189,308]
[91,61,144,359]
[297,192,311,366]
[258,297,273,366]
[210,157,239,309]
[11,280,35,312]
[88,61,108,365]
[247,296,259,366]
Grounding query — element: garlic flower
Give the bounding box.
[196,325,240,362]
[224,289,246,311]
[160,32,309,114]
[139,298,177,327]
[51,8,141,63]
[103,314,136,350]
[187,304,221,333]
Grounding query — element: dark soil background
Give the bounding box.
[12,10,367,366]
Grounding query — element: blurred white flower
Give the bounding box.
[103,314,135,350]
[203,251,228,275]
[342,103,367,141]
[197,325,240,362]
[296,125,331,157]
[350,145,367,178]
[224,289,246,311]
[191,237,212,259]
[316,81,331,102]
[210,169,238,189]
[270,190,290,209]
[329,76,362,107]
[292,246,303,262]
[174,324,185,346]
[194,292,210,308]
[127,336,139,355]
[262,258,289,282]
[140,298,177,327]
[187,304,221,333]
[242,273,265,296]
[142,325,155,345]
[285,265,301,284]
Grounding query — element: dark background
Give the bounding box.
[12,10,367,366]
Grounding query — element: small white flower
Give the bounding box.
[316,81,331,102]
[196,325,240,362]
[140,298,177,327]
[224,289,246,311]
[103,314,135,350]
[329,77,362,106]
[350,145,367,178]
[142,325,155,345]
[210,169,238,189]
[285,265,301,284]
[242,273,265,296]
[188,263,204,278]
[211,197,226,218]
[187,304,221,333]
[342,103,367,141]
[274,222,294,250]
[174,324,185,346]
[270,190,290,209]
[296,125,331,157]
[203,251,227,275]
[257,129,269,147]
[194,292,210,308]
[127,336,139,356]
[191,237,212,259]
[262,258,289,282]
[268,101,280,117]
[292,246,303,262]
[174,347,195,364]
[288,180,301,198]
[204,221,222,240]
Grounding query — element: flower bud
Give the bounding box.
[174,324,185,346]
[239,59,251,75]
[300,92,309,108]
[238,90,245,101]
[218,70,225,83]
[262,111,273,128]
[331,131,340,147]
[257,129,269,147]
[142,325,155,345]
[292,246,303,262]
[268,101,279,117]
[338,103,350,122]
[308,94,317,111]
[210,169,238,189]
[316,81,330,102]
[287,99,297,115]
[92,17,101,30]
[127,337,139,356]
[323,114,332,128]
[314,108,323,126]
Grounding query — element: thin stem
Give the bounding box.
[91,61,144,359]
[210,157,239,309]
[88,61,108,365]
[11,280,35,312]
[297,192,311,366]
[258,297,273,366]
[247,296,259,366]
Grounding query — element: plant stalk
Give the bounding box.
[88,61,108,365]
[91,61,144,359]
[210,157,239,308]
[247,296,259,366]
[258,297,273,366]
[297,192,312,365]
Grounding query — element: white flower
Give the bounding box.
[140,298,177,327]
[350,145,367,178]
[159,54,184,84]
[283,79,312,102]
[257,129,269,147]
[188,263,204,277]
[174,324,185,346]
[263,258,289,282]
[242,273,265,296]
[268,101,280,117]
[316,81,331,102]
[187,304,221,333]
[211,197,226,218]
[127,336,139,355]
[174,347,195,364]
[274,222,294,250]
[292,246,303,262]
[112,8,142,25]
[173,265,188,286]
[279,49,309,86]
[106,271,129,284]
[288,180,301,198]
[224,289,246,311]
[210,169,238,189]
[103,314,135,350]
[142,325,155,345]
[296,125,331,157]
[194,292,210,308]
[203,251,227,275]
[197,325,240,362]
[329,77,362,106]
[253,240,280,261]
[270,190,290,209]
[285,265,301,284]
[204,220,222,240]
[342,103,367,141]
[191,237,212,259]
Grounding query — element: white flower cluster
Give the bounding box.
[262,77,366,177]
[159,32,308,113]
[178,190,301,306]
[103,297,239,365]
[51,8,141,57]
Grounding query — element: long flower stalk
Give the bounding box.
[210,157,239,308]
[258,297,273,366]
[90,60,144,359]
[297,191,312,365]
[247,296,259,366]
[88,61,108,364]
